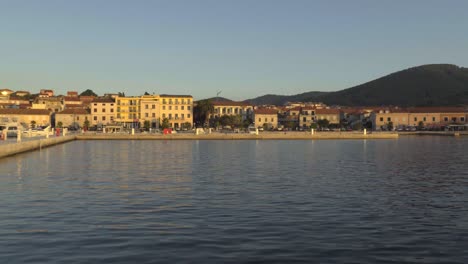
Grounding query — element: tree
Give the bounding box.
[118,92,125,97]
[80,89,98,97]
[310,123,318,129]
[144,91,150,95]
[57,121,63,128]
[387,121,394,131]
[182,122,192,130]
[83,118,90,129]
[143,120,150,130]
[161,118,170,129]
[219,115,232,127]
[193,99,214,127]
[418,121,425,130]
[317,119,330,128]
[30,120,36,129]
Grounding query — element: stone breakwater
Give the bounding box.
[0,132,399,159]
[0,135,75,159]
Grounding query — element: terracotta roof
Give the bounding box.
[57,109,90,115]
[212,101,250,107]
[407,107,466,113]
[0,109,51,115]
[315,108,341,115]
[63,96,81,101]
[92,98,115,103]
[254,108,278,115]
[288,107,302,111]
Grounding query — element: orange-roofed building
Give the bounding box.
[253,108,278,129]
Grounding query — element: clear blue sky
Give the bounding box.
[1,0,467,100]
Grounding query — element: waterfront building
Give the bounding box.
[0,108,51,127]
[209,101,253,122]
[140,95,160,129]
[315,108,342,126]
[115,96,141,128]
[371,107,467,130]
[13,91,30,97]
[90,97,116,126]
[159,94,193,130]
[253,108,278,129]
[79,95,96,109]
[299,107,316,128]
[55,108,91,128]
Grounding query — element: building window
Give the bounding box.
[181,106,184,110]
[94,116,97,121]
[432,117,436,122]
[452,117,457,122]
[414,117,417,121]
[423,117,426,122]
[152,113,155,118]
[188,114,191,118]
[175,114,179,119]
[444,117,448,122]
[169,106,172,110]
[163,106,166,110]
[258,118,261,122]
[77,116,80,121]
[162,114,166,118]
[380,117,383,122]
[111,109,114,113]
[175,106,178,110]
[145,104,148,109]
[94,103,97,106]
[461,117,465,122]
[169,114,172,119]
[387,117,391,122]
[145,113,148,117]
[94,109,97,112]
[102,109,106,113]
[110,117,114,121]
[188,106,191,111]
[303,117,306,122]
[102,117,106,121]
[271,118,274,122]
[152,104,155,109]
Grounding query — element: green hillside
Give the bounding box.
[244,64,468,106]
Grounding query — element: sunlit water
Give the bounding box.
[1,137,467,263]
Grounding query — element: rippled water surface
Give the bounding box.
[1,137,467,263]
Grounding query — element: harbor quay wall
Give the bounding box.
[0,132,400,159]
[0,135,76,159]
[76,132,399,140]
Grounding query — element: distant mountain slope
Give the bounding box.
[244,64,468,106]
[318,64,468,106]
[244,91,328,106]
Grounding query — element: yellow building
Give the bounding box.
[91,97,116,126]
[159,94,193,129]
[115,94,193,129]
[140,95,160,128]
[115,96,141,127]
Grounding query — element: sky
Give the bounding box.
[1,0,468,100]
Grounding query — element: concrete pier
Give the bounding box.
[0,135,75,159]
